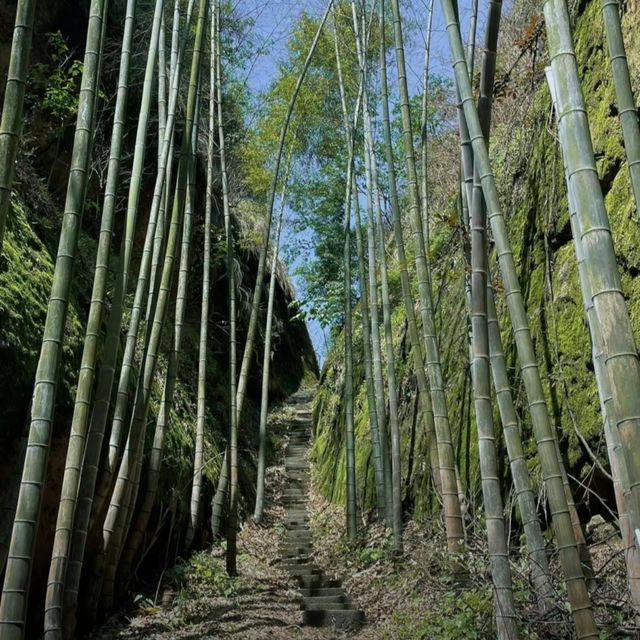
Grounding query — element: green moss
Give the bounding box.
[0,195,84,443]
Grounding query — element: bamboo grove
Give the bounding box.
[0,0,639,638]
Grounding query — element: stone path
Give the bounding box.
[279,389,365,632]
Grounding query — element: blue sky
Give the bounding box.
[231,0,487,365]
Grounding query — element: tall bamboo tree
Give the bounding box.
[0,1,109,636]
[101,0,207,607]
[351,1,393,524]
[389,0,466,559]
[544,0,640,554]
[0,0,37,254]
[253,144,294,523]
[43,2,138,636]
[378,0,441,502]
[187,4,217,543]
[342,115,359,545]
[466,3,517,634]
[600,0,640,212]
[547,63,640,615]
[357,0,405,540]
[440,0,598,634]
[211,0,233,542]
[335,7,386,520]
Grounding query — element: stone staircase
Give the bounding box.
[279,388,365,632]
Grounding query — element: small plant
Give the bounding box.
[30,32,84,128]
[389,588,496,640]
[169,551,237,602]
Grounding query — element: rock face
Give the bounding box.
[313,0,640,525]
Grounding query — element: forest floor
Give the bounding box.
[91,400,636,640]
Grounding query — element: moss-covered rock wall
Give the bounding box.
[313,0,640,525]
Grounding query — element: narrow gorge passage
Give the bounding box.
[2,1,640,637]
[93,388,367,639]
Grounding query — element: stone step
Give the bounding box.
[303,601,349,611]
[297,575,341,589]
[301,594,346,606]
[284,565,322,577]
[280,551,312,561]
[280,546,312,556]
[285,482,309,489]
[299,587,344,598]
[284,537,312,546]
[302,609,364,630]
[284,529,312,536]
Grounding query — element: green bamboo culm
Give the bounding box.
[378,0,441,502]
[101,0,207,607]
[0,2,109,637]
[351,1,393,525]
[0,0,37,255]
[547,65,640,613]
[600,0,640,212]
[188,3,217,541]
[389,0,466,562]
[466,2,517,634]
[544,0,640,555]
[334,7,386,521]
[211,0,232,543]
[440,0,598,636]
[43,2,138,637]
[343,145,359,544]
[253,144,294,524]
